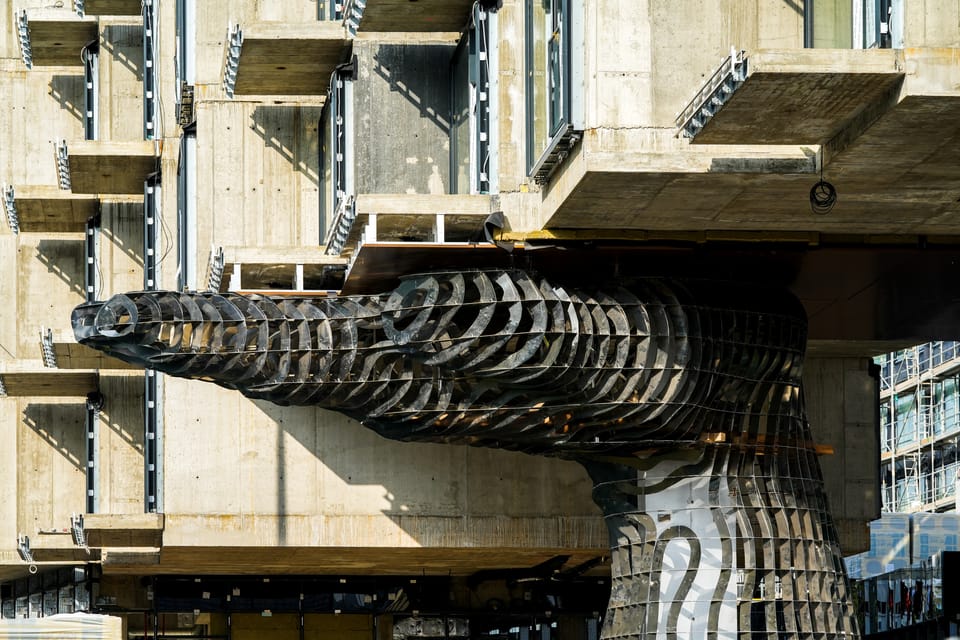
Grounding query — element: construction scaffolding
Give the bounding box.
[877,342,960,513]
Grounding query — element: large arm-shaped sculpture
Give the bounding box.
[72,269,858,639]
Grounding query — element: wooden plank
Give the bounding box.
[234,23,352,96]
[25,14,98,67]
[66,141,158,194]
[0,370,98,397]
[355,0,475,33]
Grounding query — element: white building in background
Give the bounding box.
[877,342,960,514]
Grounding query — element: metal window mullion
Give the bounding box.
[144,176,160,290]
[84,217,99,303]
[83,45,98,141]
[143,0,157,139]
[144,368,162,513]
[177,130,197,290]
[85,402,99,513]
[473,3,491,194]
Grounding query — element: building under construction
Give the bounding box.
[1,1,959,639]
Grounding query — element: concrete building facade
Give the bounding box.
[0,0,958,638]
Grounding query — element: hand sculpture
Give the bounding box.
[73,269,858,639]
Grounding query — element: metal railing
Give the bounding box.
[675,47,747,137]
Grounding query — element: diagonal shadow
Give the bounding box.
[249,105,322,187]
[48,75,84,122]
[22,403,86,470]
[34,239,84,297]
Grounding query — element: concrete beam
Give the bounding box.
[83,513,163,548]
[0,368,98,397]
[350,0,475,33]
[64,141,158,195]
[7,186,99,233]
[25,532,100,562]
[78,0,143,16]
[20,10,98,67]
[229,22,352,96]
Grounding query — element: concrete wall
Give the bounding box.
[99,22,145,142]
[352,41,455,196]
[160,378,601,550]
[805,356,881,555]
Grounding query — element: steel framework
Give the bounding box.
[72,269,857,639]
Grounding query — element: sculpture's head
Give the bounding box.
[72,269,806,458]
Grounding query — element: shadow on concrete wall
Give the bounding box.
[370,46,452,134]
[99,202,145,294]
[101,25,144,78]
[782,0,803,15]
[22,403,86,471]
[48,75,84,122]
[99,374,144,456]
[249,105,321,187]
[34,239,84,297]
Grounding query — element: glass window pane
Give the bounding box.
[812,0,853,48]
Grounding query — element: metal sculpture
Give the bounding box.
[72,269,858,639]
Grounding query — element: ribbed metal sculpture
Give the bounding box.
[72,269,858,639]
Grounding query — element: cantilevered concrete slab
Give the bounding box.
[694,49,905,146]
[0,368,98,396]
[82,514,163,548]
[542,94,960,238]
[51,339,139,370]
[346,0,475,32]
[75,0,143,16]
[18,10,97,67]
[6,186,99,233]
[220,245,348,292]
[333,194,495,259]
[226,22,352,96]
[23,533,100,562]
[62,141,157,195]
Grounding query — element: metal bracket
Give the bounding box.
[222,24,243,98]
[40,327,58,368]
[16,534,33,563]
[56,140,72,190]
[205,245,225,292]
[71,513,87,548]
[16,10,32,69]
[3,185,18,234]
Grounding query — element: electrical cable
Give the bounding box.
[810,156,837,215]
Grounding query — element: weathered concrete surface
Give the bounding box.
[805,356,881,555]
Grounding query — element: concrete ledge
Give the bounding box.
[84,513,164,548]
[350,0,475,33]
[21,10,98,67]
[8,186,101,233]
[64,141,158,195]
[79,0,143,16]
[0,367,98,397]
[231,22,352,96]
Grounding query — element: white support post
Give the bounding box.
[294,264,304,290]
[434,213,445,243]
[364,213,378,244]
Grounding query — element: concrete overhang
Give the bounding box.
[335,194,496,258]
[693,49,906,145]
[5,186,99,233]
[219,245,349,293]
[61,141,158,195]
[17,9,98,67]
[0,367,98,397]
[101,547,607,577]
[346,0,475,33]
[50,337,140,370]
[542,95,960,238]
[75,0,143,17]
[83,513,163,548]
[26,532,100,563]
[225,22,352,97]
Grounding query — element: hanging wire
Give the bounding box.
[810,155,837,215]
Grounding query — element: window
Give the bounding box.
[177,126,196,291]
[451,3,497,195]
[525,0,583,184]
[321,58,356,252]
[804,0,902,49]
